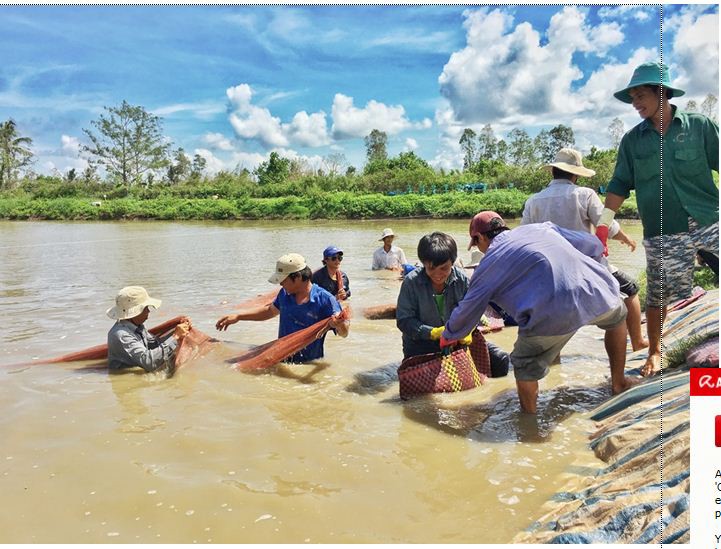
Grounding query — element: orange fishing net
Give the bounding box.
[228,307,350,370]
[362,304,397,320]
[8,316,216,369]
[234,290,279,310]
[362,303,504,333]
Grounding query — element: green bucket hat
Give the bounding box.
[614,62,685,104]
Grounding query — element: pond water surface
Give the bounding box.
[0,218,646,543]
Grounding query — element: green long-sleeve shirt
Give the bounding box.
[607,106,719,238]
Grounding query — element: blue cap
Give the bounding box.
[323,245,343,258]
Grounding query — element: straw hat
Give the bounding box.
[379,228,395,241]
[268,253,307,284]
[544,148,596,178]
[614,62,685,104]
[107,286,161,320]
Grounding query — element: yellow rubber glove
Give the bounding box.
[430,326,444,340]
[459,331,474,346]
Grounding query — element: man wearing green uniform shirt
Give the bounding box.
[597,62,719,377]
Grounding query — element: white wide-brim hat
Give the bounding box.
[544,148,596,178]
[268,253,307,284]
[379,228,395,241]
[107,286,162,320]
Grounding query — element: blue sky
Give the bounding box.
[1,4,718,177]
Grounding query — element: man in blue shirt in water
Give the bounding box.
[442,211,637,414]
[216,253,349,363]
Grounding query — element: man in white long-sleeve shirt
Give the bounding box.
[107,286,190,372]
[521,148,648,351]
[372,228,408,270]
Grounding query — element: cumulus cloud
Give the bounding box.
[666,9,719,98]
[404,138,418,151]
[193,148,227,175]
[438,6,626,125]
[202,132,235,152]
[598,5,655,22]
[285,111,331,147]
[331,93,431,139]
[61,134,81,154]
[226,83,330,148]
[38,134,89,175]
[229,150,267,172]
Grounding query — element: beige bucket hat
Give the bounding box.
[544,148,596,178]
[107,286,162,320]
[379,228,395,241]
[268,253,307,284]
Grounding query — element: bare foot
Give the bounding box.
[631,338,650,352]
[612,375,642,395]
[641,352,662,377]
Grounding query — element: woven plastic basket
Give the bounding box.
[398,344,487,400]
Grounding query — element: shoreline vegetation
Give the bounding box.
[3,104,646,222]
[0,189,639,221]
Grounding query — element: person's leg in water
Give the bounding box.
[510,333,574,414]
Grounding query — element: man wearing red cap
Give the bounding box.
[596,61,719,378]
[443,211,636,414]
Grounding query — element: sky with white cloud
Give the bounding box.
[0,4,718,176]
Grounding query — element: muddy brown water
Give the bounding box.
[0,218,646,543]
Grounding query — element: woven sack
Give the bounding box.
[398,346,486,400]
[468,328,491,377]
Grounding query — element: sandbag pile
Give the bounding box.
[514,290,718,544]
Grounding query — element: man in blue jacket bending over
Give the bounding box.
[442,211,637,414]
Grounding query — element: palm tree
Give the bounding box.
[0,119,33,189]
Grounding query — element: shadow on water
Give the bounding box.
[345,362,399,395]
[384,383,610,444]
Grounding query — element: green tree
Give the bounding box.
[585,146,618,190]
[608,117,625,149]
[478,124,497,161]
[685,99,698,112]
[82,100,170,185]
[533,129,554,164]
[459,128,477,170]
[0,119,34,190]
[386,151,431,171]
[191,154,207,180]
[364,129,388,165]
[167,148,191,184]
[507,128,533,166]
[701,93,718,123]
[81,164,99,185]
[495,139,508,164]
[549,124,575,152]
[254,151,291,185]
[323,152,348,176]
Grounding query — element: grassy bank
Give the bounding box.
[0,189,639,221]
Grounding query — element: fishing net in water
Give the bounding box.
[7,316,216,370]
[228,307,350,370]
[363,303,505,333]
[233,290,278,310]
[362,304,397,320]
